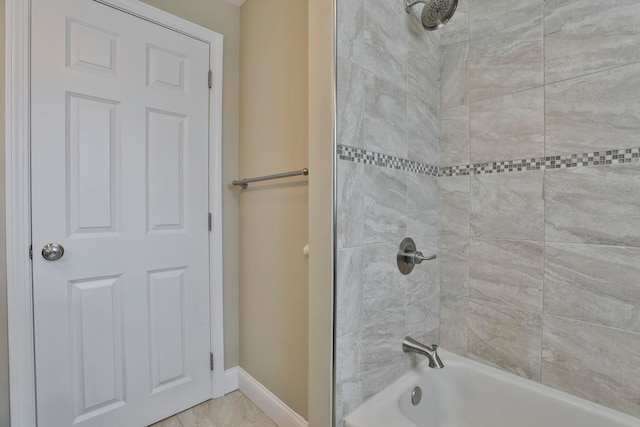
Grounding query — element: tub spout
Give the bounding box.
[402,336,444,369]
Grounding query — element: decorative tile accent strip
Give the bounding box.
[338,145,640,178]
[442,147,640,177]
[337,145,439,177]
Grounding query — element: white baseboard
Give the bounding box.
[237,367,308,427]
[224,367,239,394]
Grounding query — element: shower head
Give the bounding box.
[405,0,458,31]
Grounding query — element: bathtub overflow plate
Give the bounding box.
[411,386,422,406]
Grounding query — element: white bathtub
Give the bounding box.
[344,349,640,427]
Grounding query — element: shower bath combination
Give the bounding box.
[404,0,458,31]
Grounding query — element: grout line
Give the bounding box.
[466,3,471,169]
[542,0,546,90]
[540,241,546,383]
[465,0,472,361]
[545,59,640,87]
[465,162,471,357]
[544,313,640,336]
[541,1,548,383]
[541,0,547,381]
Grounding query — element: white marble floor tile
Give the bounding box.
[149,391,277,427]
[150,415,183,427]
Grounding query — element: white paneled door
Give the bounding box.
[30,0,213,426]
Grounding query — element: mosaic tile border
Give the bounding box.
[337,145,439,177]
[338,145,640,177]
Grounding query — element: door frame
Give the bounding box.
[5,1,225,425]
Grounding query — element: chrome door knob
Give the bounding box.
[42,243,64,261]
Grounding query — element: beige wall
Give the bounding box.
[140,0,241,370]
[0,1,335,424]
[307,0,334,425]
[238,0,309,419]
[0,0,9,423]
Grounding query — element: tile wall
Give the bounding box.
[334,0,441,423]
[438,0,640,418]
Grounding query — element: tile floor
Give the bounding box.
[150,391,277,427]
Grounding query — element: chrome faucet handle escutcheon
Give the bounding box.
[397,238,437,275]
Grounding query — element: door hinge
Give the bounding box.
[210,352,214,371]
[208,213,212,231]
[208,70,212,89]
[29,245,33,260]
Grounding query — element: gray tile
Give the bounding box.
[545,63,640,156]
[469,15,543,102]
[362,242,407,325]
[406,237,440,306]
[544,243,640,333]
[337,59,365,149]
[362,0,407,87]
[406,5,441,58]
[361,311,406,400]
[335,329,362,423]
[408,54,440,118]
[176,391,276,427]
[470,87,544,164]
[406,173,440,242]
[439,235,469,296]
[542,315,640,418]
[440,294,469,355]
[441,43,469,109]
[407,94,440,166]
[441,105,470,166]
[363,165,407,245]
[336,247,364,337]
[470,171,544,241]
[337,0,364,63]
[363,73,407,159]
[468,300,542,381]
[440,0,469,46]
[406,296,440,346]
[405,296,440,368]
[469,0,543,41]
[544,163,640,246]
[337,161,364,249]
[469,238,544,312]
[544,0,640,83]
[440,175,470,236]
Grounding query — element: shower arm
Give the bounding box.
[404,0,431,14]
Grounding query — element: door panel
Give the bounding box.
[69,275,126,421]
[31,1,212,426]
[67,93,120,236]
[146,109,186,232]
[146,44,189,93]
[67,18,119,77]
[148,267,189,393]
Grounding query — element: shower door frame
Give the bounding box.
[4,1,226,425]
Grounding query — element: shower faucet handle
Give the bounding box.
[412,251,437,264]
[397,238,437,275]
